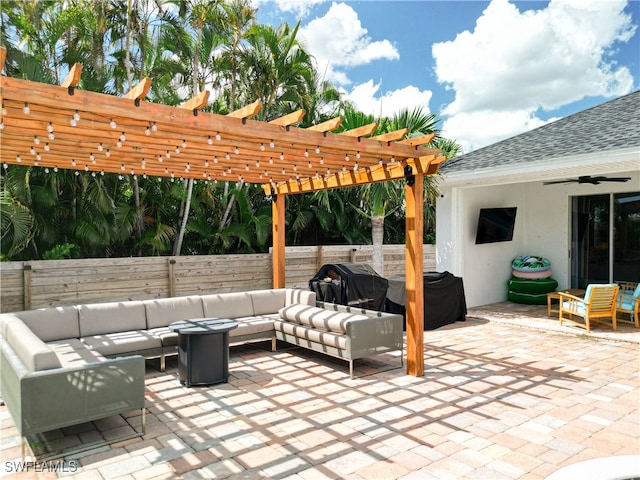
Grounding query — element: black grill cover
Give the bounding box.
[309,263,389,311]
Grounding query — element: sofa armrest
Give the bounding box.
[1,338,145,436]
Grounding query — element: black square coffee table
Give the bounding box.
[169,318,238,387]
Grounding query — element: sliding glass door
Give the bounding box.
[571,192,640,288]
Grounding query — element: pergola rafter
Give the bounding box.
[0,49,443,376]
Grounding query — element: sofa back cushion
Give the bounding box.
[79,301,146,337]
[279,304,369,334]
[286,288,316,307]
[144,296,205,329]
[201,292,254,319]
[16,306,80,342]
[250,289,287,316]
[5,319,61,371]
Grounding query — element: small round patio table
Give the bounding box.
[169,318,238,387]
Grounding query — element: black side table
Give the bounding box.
[169,318,238,387]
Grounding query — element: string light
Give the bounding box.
[33,136,40,145]
[356,151,361,159]
[234,147,239,155]
[1,103,7,116]
[30,146,35,155]
[182,139,187,148]
[90,153,95,163]
[315,146,320,154]
[213,156,218,163]
[110,118,117,129]
[166,151,171,159]
[15,155,21,163]
[151,122,158,132]
[260,143,265,151]
[269,140,274,148]
[175,146,180,153]
[44,143,50,151]
[97,143,103,152]
[105,149,111,157]
[119,132,126,142]
[207,136,213,145]
[215,132,221,141]
[145,126,151,136]
[47,122,54,133]
[304,150,309,157]
[23,103,30,114]
[279,153,284,161]
[225,153,230,160]
[48,131,55,140]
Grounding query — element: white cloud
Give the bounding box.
[343,80,433,119]
[433,0,636,150]
[442,110,554,154]
[298,2,399,86]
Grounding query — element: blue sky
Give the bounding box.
[251,0,640,153]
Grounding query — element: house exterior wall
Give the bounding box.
[436,170,639,308]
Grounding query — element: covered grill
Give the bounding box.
[309,263,389,311]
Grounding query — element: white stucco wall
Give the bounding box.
[436,170,640,308]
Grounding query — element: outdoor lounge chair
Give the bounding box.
[615,281,640,328]
[558,284,619,333]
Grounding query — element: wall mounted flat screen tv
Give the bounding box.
[475,207,517,244]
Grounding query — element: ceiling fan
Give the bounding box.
[543,175,631,185]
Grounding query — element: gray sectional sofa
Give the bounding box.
[0,288,403,460]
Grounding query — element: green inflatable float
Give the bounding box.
[508,255,557,305]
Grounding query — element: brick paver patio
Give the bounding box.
[1,303,638,479]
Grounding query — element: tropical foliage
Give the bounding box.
[0,0,460,261]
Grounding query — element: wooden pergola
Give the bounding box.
[0,48,446,376]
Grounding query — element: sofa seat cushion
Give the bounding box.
[47,338,106,367]
[279,304,369,334]
[147,327,178,347]
[273,320,347,349]
[229,315,276,339]
[17,306,80,342]
[144,296,204,329]
[5,319,62,371]
[82,330,162,356]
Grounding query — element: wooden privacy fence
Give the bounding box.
[0,245,436,313]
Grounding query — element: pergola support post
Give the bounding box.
[405,171,425,376]
[272,193,286,288]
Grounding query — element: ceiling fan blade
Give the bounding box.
[601,177,631,182]
[543,179,579,185]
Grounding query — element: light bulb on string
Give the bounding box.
[33,136,40,145]
[110,118,117,129]
[23,103,30,114]
[73,110,80,122]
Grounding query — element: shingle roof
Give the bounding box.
[441,90,640,174]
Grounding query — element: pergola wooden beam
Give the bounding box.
[0,46,6,72]
[398,133,436,146]
[61,63,82,89]
[371,128,408,142]
[264,155,442,196]
[227,100,262,119]
[340,123,378,138]
[306,116,342,133]
[179,91,210,111]
[123,78,152,102]
[269,109,305,127]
